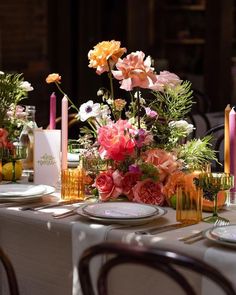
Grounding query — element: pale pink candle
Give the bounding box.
[230,107,236,191]
[61,95,68,170]
[49,92,56,129]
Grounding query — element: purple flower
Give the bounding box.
[128,164,141,173]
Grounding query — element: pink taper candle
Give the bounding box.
[49,92,56,129]
[61,95,68,170]
[229,107,236,191]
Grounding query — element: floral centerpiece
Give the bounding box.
[46,40,217,206]
[0,71,33,180]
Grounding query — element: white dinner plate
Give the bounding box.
[77,203,167,225]
[203,228,236,249]
[210,225,236,243]
[0,184,46,197]
[82,202,159,220]
[0,184,55,202]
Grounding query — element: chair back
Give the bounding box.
[0,247,19,295]
[204,123,225,171]
[79,242,236,295]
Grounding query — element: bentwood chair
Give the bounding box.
[0,247,19,295]
[204,123,225,172]
[78,242,236,295]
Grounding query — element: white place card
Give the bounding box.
[34,129,61,187]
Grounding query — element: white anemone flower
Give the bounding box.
[78,100,101,122]
[19,81,34,91]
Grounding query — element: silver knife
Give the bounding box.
[21,199,84,211]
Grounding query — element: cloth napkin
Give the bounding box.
[72,220,127,295]
[202,246,236,295]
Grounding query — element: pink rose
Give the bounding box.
[98,119,136,161]
[95,170,123,201]
[122,172,141,201]
[112,51,157,91]
[143,148,180,182]
[132,179,165,205]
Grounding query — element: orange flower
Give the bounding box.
[163,171,197,199]
[114,99,126,111]
[46,73,61,84]
[88,40,127,75]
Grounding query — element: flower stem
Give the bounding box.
[55,82,79,112]
[137,89,141,129]
[108,60,114,101]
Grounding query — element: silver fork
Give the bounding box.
[179,219,230,244]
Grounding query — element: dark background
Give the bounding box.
[0,0,235,129]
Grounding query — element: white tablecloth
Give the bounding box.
[0,203,236,295]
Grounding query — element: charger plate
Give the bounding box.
[210,225,236,243]
[203,228,236,249]
[0,184,55,202]
[77,203,167,225]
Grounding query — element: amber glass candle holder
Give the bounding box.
[61,168,85,201]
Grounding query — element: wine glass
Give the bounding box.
[196,173,234,223]
[1,144,27,183]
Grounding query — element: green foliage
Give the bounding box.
[147,81,194,148]
[176,136,219,171]
[0,72,28,127]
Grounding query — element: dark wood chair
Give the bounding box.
[0,247,19,295]
[78,242,236,295]
[204,123,225,172]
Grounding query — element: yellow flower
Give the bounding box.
[46,73,61,84]
[114,99,127,111]
[88,40,126,74]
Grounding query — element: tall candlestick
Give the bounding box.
[61,95,68,170]
[49,92,56,130]
[224,104,231,173]
[229,107,236,191]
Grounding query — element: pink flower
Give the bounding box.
[112,51,157,91]
[150,71,181,92]
[95,170,123,201]
[0,128,9,148]
[132,179,165,205]
[98,119,136,161]
[143,148,180,182]
[122,172,141,201]
[6,105,27,119]
[145,107,158,118]
[134,129,153,148]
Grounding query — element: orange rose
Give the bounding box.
[46,73,61,84]
[132,179,164,205]
[88,40,127,74]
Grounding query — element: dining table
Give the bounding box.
[0,188,236,295]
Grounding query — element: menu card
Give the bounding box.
[34,129,61,187]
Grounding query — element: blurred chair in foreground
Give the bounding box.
[78,242,235,295]
[0,247,19,295]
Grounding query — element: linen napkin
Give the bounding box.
[72,221,126,295]
[202,246,236,294]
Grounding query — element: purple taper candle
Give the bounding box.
[229,106,236,191]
